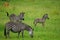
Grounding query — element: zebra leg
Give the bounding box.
[35,23,36,26]
[4,28,7,38]
[7,30,10,38]
[6,30,10,38]
[18,32,20,38]
[21,31,24,40]
[34,21,37,26]
[21,31,24,38]
[42,23,45,27]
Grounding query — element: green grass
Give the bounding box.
[0,0,60,40]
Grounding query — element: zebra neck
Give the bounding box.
[42,17,46,20]
[25,27,31,31]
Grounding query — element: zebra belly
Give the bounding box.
[11,26,20,33]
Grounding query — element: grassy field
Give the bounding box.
[0,0,60,40]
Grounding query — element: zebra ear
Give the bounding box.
[6,12,9,16]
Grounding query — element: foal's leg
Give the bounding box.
[35,23,37,26]
[42,23,45,27]
[34,21,37,26]
[34,20,36,26]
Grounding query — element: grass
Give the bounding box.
[0,0,60,40]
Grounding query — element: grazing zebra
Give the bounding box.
[4,21,34,38]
